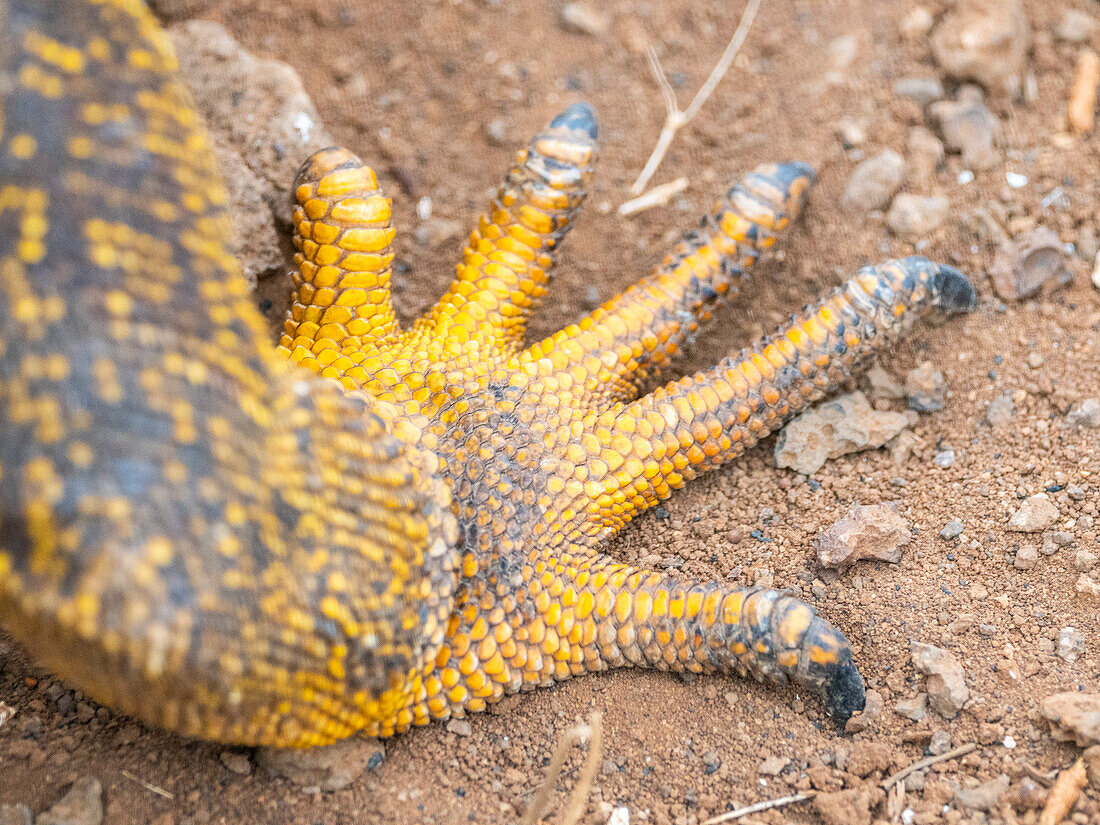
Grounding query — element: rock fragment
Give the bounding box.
[906,361,945,412]
[990,228,1073,301]
[35,777,103,825]
[865,364,906,400]
[1066,398,1100,429]
[940,520,964,540]
[1054,9,1099,43]
[1008,494,1059,533]
[846,740,892,777]
[775,392,911,476]
[887,194,949,239]
[758,755,790,776]
[1076,574,1100,599]
[813,786,885,825]
[954,774,1010,811]
[219,750,252,776]
[815,505,911,570]
[256,737,385,792]
[894,693,928,721]
[1041,692,1100,746]
[986,394,1014,426]
[929,86,1000,170]
[169,21,335,286]
[1013,544,1038,570]
[900,7,934,40]
[845,689,883,733]
[893,77,944,107]
[841,150,905,212]
[1075,549,1098,571]
[931,0,1030,96]
[559,3,609,36]
[1057,627,1085,662]
[911,642,969,717]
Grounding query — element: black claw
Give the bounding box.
[933,263,978,314]
[772,160,817,188]
[822,658,866,731]
[550,102,598,140]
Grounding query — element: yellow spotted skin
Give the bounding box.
[0,0,977,747]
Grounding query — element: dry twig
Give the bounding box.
[880,742,977,791]
[629,0,763,196]
[1039,758,1087,825]
[560,713,603,825]
[617,177,689,216]
[1068,49,1100,134]
[121,769,174,800]
[700,792,815,825]
[522,712,603,825]
[1022,762,1057,787]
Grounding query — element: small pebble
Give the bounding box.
[1075,549,1098,571]
[933,449,955,468]
[940,521,964,540]
[929,86,999,170]
[888,194,950,239]
[1013,544,1038,570]
[559,2,609,36]
[986,394,1014,425]
[894,693,928,721]
[928,729,952,755]
[758,755,789,776]
[702,751,721,775]
[219,751,252,775]
[841,150,905,213]
[35,777,103,825]
[1054,8,1099,43]
[1008,494,1059,533]
[900,7,934,40]
[893,77,944,106]
[446,719,473,737]
[1066,398,1100,429]
[1057,627,1086,662]
[906,361,946,412]
[930,0,1030,96]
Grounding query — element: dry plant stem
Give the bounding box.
[522,714,601,825]
[700,792,815,825]
[1039,758,1087,825]
[1068,49,1100,134]
[629,0,763,195]
[617,177,689,215]
[560,713,603,825]
[121,770,175,800]
[880,743,977,791]
[1023,762,1057,787]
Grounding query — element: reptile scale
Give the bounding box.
[0,0,978,748]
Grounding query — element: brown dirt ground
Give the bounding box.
[2,1,1100,823]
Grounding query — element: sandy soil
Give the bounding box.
[2,1,1099,823]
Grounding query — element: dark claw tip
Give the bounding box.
[822,659,866,731]
[550,102,598,140]
[933,263,978,314]
[774,160,818,187]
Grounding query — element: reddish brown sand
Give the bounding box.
[2,1,1098,823]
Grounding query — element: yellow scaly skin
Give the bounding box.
[0,0,977,747]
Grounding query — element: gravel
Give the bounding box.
[887,194,949,239]
[1008,494,1060,533]
[911,642,969,717]
[841,150,905,212]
